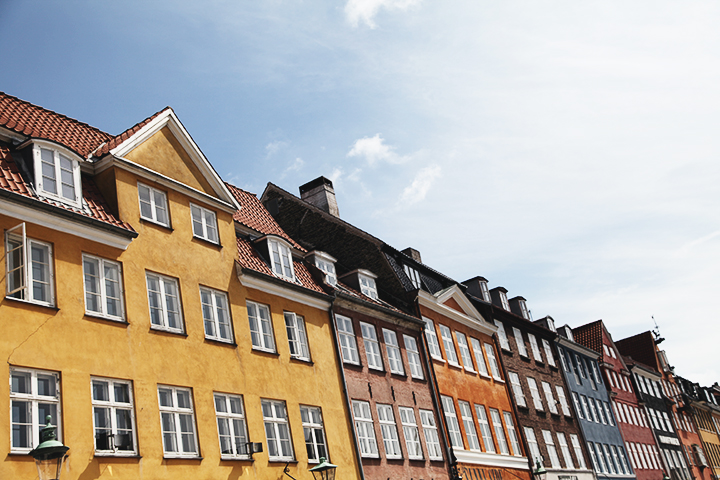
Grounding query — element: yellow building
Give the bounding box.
[0,92,360,479]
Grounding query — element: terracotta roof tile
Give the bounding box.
[92,108,170,157]
[573,320,603,354]
[0,92,110,158]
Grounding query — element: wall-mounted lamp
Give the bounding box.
[309,457,338,480]
[532,459,547,480]
[29,415,69,480]
[245,442,263,458]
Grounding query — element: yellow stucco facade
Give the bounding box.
[1,121,360,479]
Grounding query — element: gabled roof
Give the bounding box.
[573,319,603,354]
[92,108,169,157]
[616,331,659,372]
[0,92,110,158]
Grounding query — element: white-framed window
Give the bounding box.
[336,314,360,364]
[512,327,528,357]
[595,399,607,424]
[479,281,491,302]
[572,392,584,419]
[524,427,542,463]
[10,367,61,452]
[475,404,495,453]
[518,299,530,319]
[556,386,571,416]
[570,434,587,468]
[508,372,527,407]
[455,332,475,372]
[360,322,383,370]
[269,238,295,280]
[34,144,82,206]
[542,381,558,414]
[377,404,402,458]
[419,409,443,460]
[588,442,601,472]
[543,430,562,468]
[591,361,603,386]
[527,377,544,411]
[403,335,424,379]
[557,432,574,469]
[490,408,510,455]
[214,393,249,459]
[423,317,443,360]
[494,320,510,350]
[358,272,378,300]
[584,395,597,422]
[91,378,136,455]
[441,395,464,448]
[618,445,632,474]
[499,290,510,310]
[404,264,422,289]
[595,443,609,473]
[146,272,183,333]
[603,444,617,474]
[301,405,328,463]
[439,324,460,366]
[190,202,218,244]
[470,337,490,377]
[542,338,556,367]
[83,254,124,320]
[484,343,502,379]
[528,334,543,362]
[138,182,169,227]
[262,399,294,461]
[611,445,624,474]
[285,312,310,361]
[158,385,198,457]
[398,407,423,460]
[504,411,522,456]
[383,329,404,375]
[313,252,337,285]
[5,224,54,306]
[352,400,379,458]
[247,300,276,352]
[458,400,481,451]
[201,287,233,343]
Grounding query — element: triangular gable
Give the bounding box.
[108,109,239,209]
[436,284,483,319]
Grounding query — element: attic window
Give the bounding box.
[359,272,378,300]
[269,238,295,281]
[403,264,421,289]
[499,291,510,311]
[33,143,82,207]
[518,299,529,319]
[310,251,337,286]
[545,318,556,332]
[479,281,490,302]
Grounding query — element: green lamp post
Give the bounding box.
[29,415,69,480]
[309,457,338,480]
[533,459,547,480]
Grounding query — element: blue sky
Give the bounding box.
[2,1,719,384]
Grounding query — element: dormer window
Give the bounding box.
[268,238,295,281]
[358,271,378,300]
[545,317,556,332]
[33,143,82,207]
[308,251,337,285]
[403,264,422,289]
[499,291,509,311]
[518,299,529,319]
[479,281,490,302]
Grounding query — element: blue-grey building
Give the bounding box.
[556,324,636,480]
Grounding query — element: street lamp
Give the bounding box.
[29,415,69,480]
[309,457,338,480]
[532,459,547,480]
[662,473,671,480]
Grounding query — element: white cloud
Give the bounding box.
[347,134,409,166]
[280,157,305,179]
[344,0,421,29]
[265,140,287,158]
[327,167,343,186]
[398,165,441,206]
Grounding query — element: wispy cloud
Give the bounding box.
[280,157,305,179]
[347,134,410,166]
[265,140,288,158]
[398,165,441,206]
[344,0,421,29]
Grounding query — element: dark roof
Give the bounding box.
[573,319,604,354]
[616,331,659,372]
[93,108,170,157]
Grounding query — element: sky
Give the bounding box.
[1,1,719,384]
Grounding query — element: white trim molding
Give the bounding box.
[418,288,496,336]
[453,448,530,469]
[236,267,331,311]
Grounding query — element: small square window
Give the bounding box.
[190,203,219,244]
[138,182,170,227]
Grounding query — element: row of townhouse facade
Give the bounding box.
[1,91,718,480]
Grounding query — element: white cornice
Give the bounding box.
[107,109,240,210]
[453,448,529,469]
[237,270,331,310]
[0,126,26,144]
[0,198,133,250]
[418,289,496,336]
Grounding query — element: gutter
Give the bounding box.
[236,264,334,303]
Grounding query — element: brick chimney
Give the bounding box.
[402,247,422,264]
[299,176,339,217]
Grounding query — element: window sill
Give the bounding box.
[163,455,203,460]
[84,313,128,325]
[140,217,173,231]
[464,367,477,374]
[447,362,463,371]
[368,366,385,373]
[150,326,188,337]
[343,360,363,368]
[478,372,493,380]
[390,371,407,378]
[4,296,59,311]
[220,456,253,462]
[192,235,222,249]
[269,458,297,464]
[492,377,505,384]
[360,454,380,459]
[205,337,237,347]
[251,347,280,357]
[431,356,446,364]
[290,356,313,365]
[94,453,142,459]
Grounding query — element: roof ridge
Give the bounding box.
[92,106,172,157]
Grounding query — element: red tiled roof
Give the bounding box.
[226,182,304,251]
[0,92,111,158]
[92,108,170,157]
[0,145,135,233]
[573,320,603,354]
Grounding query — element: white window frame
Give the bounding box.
[214,392,249,459]
[424,317,443,360]
[525,427,542,464]
[285,312,311,361]
[301,405,328,464]
[352,400,379,458]
[494,320,510,350]
[336,314,360,364]
[403,334,424,379]
[33,143,82,206]
[527,377,544,411]
[543,430,562,468]
[312,251,337,285]
[269,238,295,281]
[455,332,475,372]
[146,271,184,333]
[542,338,556,367]
[528,334,543,362]
[570,434,587,468]
[377,403,403,459]
[490,408,510,455]
[383,329,404,375]
[503,411,522,456]
[470,337,490,377]
[262,399,295,461]
[479,281,491,302]
[399,407,424,460]
[439,324,460,366]
[403,264,422,289]
[508,372,527,407]
[556,386,571,417]
[484,343,502,380]
[360,322,384,371]
[157,385,198,457]
[595,398,607,424]
[475,404,495,453]
[542,381,558,414]
[512,327,528,357]
[5,224,55,307]
[441,395,464,449]
[82,254,125,321]
[201,286,233,343]
[137,182,170,227]
[358,271,378,300]
[91,378,137,456]
[557,432,575,469]
[572,392,584,419]
[247,300,276,352]
[458,400,481,451]
[190,202,219,244]
[10,367,61,453]
[499,291,510,310]
[419,409,443,460]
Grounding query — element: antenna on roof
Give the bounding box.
[651,316,665,344]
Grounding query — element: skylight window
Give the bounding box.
[403,264,422,289]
